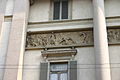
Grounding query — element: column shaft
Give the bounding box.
[3,0,29,80]
[93,0,111,80]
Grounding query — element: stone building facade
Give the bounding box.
[0,0,120,80]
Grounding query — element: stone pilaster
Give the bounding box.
[0,0,8,34]
[93,0,111,80]
[3,0,29,80]
[0,0,9,80]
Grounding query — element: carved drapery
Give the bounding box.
[26,29,120,49]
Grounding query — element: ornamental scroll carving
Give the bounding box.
[26,29,120,48]
[26,31,93,48]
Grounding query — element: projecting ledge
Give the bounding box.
[41,49,77,57]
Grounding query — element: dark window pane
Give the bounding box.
[53,0,60,20]
[62,0,68,19]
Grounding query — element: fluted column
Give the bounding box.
[93,0,111,80]
[3,0,29,80]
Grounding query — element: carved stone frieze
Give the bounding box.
[26,29,120,49]
[26,31,93,48]
[107,29,120,43]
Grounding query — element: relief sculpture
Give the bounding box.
[26,31,93,48]
[48,34,56,45]
[26,29,120,48]
[107,29,120,43]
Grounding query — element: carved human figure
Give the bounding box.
[41,37,48,46]
[79,32,87,43]
[36,35,44,46]
[31,35,39,47]
[107,30,115,42]
[48,34,56,45]
[114,31,120,41]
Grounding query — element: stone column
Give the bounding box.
[93,0,111,80]
[3,0,29,80]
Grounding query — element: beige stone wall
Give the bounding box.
[109,46,120,80]
[105,0,120,17]
[29,0,50,22]
[72,0,93,19]
[23,50,43,80]
[75,48,95,80]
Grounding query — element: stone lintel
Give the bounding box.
[41,49,77,57]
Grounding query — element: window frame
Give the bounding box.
[40,61,77,80]
[49,0,72,21]
[49,62,68,80]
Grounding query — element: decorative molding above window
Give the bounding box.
[41,49,77,57]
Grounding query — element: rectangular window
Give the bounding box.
[40,61,77,80]
[50,62,68,80]
[53,0,69,20]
